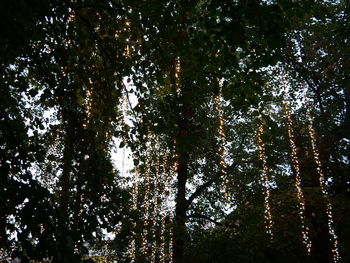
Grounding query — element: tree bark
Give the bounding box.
[173,151,189,263]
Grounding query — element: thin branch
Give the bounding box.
[186,163,237,209]
[283,51,326,116]
[120,79,139,121]
[186,177,217,208]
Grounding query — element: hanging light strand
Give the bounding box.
[167,149,178,263]
[129,170,139,262]
[283,89,312,254]
[215,85,230,200]
[151,142,161,263]
[124,11,131,58]
[169,221,173,263]
[175,57,181,94]
[119,92,129,186]
[305,98,341,263]
[159,214,166,263]
[82,80,94,129]
[159,153,169,263]
[141,134,152,257]
[257,122,274,238]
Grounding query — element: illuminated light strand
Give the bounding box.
[125,44,130,58]
[167,152,178,263]
[141,134,152,257]
[151,144,161,263]
[82,85,94,129]
[120,91,129,172]
[159,214,166,263]
[175,57,181,94]
[283,90,312,254]
[115,94,129,189]
[305,100,341,263]
[169,219,173,263]
[159,153,168,263]
[129,169,139,262]
[117,93,128,188]
[66,12,75,46]
[125,19,131,58]
[256,123,274,238]
[215,87,230,201]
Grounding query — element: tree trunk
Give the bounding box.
[173,151,189,263]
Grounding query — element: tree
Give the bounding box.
[0,0,349,262]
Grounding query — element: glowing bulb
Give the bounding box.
[68,13,75,22]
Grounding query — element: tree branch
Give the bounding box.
[186,177,217,209]
[186,163,237,209]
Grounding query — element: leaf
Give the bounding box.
[119,141,125,148]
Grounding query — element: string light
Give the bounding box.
[158,153,169,263]
[175,57,181,94]
[159,214,166,263]
[167,151,178,263]
[82,85,93,129]
[125,19,131,58]
[169,219,173,263]
[305,99,341,263]
[141,134,152,257]
[283,89,312,254]
[125,44,130,58]
[256,122,274,238]
[129,170,139,262]
[215,85,229,200]
[151,143,160,263]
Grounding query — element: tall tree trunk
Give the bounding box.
[54,85,78,263]
[173,151,189,263]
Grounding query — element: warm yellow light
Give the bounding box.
[125,44,130,58]
[283,89,312,254]
[129,170,139,262]
[141,135,152,257]
[215,88,230,201]
[175,57,181,94]
[168,216,173,263]
[151,147,161,263]
[306,101,340,262]
[159,215,166,263]
[83,88,93,129]
[257,123,274,238]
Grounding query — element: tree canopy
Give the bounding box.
[0,0,349,262]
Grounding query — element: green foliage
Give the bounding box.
[0,0,349,262]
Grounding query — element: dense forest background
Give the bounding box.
[1,0,349,262]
